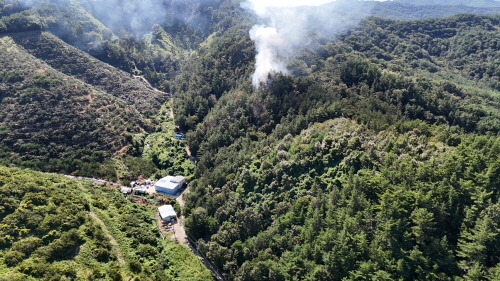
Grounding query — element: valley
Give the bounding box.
[0,0,499,280]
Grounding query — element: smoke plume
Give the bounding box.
[242,0,380,88]
[80,0,170,36]
[5,0,212,38]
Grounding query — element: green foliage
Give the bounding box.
[185,118,500,280]
[0,33,160,176]
[371,1,500,20]
[3,250,24,267]
[0,166,212,280]
[1,2,500,281]
[166,12,500,281]
[140,101,195,179]
[9,31,165,114]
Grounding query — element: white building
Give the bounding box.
[158,205,177,222]
[155,175,186,195]
[133,186,147,194]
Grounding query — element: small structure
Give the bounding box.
[121,186,132,194]
[158,205,177,222]
[155,175,186,195]
[174,133,184,139]
[133,186,147,195]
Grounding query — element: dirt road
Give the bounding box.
[133,75,170,96]
[171,186,189,244]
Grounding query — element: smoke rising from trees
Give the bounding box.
[242,0,380,88]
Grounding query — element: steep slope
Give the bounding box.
[0,0,115,51]
[0,1,179,179]
[337,14,500,91]
[188,119,499,280]
[1,1,499,280]
[171,14,500,281]
[0,166,213,280]
[0,35,151,173]
[8,30,166,114]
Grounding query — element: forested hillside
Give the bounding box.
[371,2,500,20]
[172,13,500,281]
[8,31,166,113]
[396,0,500,7]
[0,0,234,178]
[0,166,212,280]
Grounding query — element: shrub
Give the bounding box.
[11,237,42,256]
[3,250,24,267]
[138,244,158,258]
[108,263,123,281]
[129,259,142,273]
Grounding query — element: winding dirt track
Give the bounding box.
[89,212,125,266]
[133,75,170,96]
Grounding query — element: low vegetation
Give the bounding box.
[0,166,213,280]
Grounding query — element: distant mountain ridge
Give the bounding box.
[372,0,500,20]
[394,0,500,7]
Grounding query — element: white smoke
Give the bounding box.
[242,0,381,88]
[249,25,287,88]
[5,0,212,38]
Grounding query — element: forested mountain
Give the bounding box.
[0,33,156,172]
[0,0,499,281]
[173,13,500,281]
[395,0,500,7]
[371,2,500,20]
[0,0,242,177]
[0,30,169,174]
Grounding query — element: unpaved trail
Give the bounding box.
[170,186,189,244]
[89,212,125,266]
[185,145,192,157]
[133,75,170,96]
[171,186,225,281]
[176,186,188,207]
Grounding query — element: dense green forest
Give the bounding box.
[371,2,500,20]
[0,0,499,280]
[0,166,212,280]
[396,0,500,7]
[172,12,500,281]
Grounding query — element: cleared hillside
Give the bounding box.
[8,31,166,114]
[0,35,151,173]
